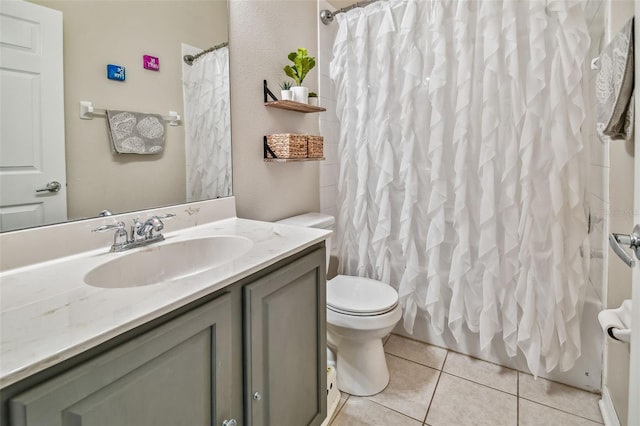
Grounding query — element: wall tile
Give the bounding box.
[320,73,336,101]
[321,205,338,220]
[591,136,609,167]
[323,141,339,164]
[320,164,339,187]
[589,164,608,202]
[320,185,338,211]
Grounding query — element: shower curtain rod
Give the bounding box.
[183,41,229,65]
[320,0,385,25]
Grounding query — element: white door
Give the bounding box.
[0,0,67,232]
[629,2,640,423]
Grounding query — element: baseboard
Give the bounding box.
[599,386,621,426]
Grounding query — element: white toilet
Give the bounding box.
[277,213,402,396]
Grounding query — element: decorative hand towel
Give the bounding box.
[596,17,634,141]
[106,110,165,154]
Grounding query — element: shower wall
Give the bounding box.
[317,0,606,392]
[601,1,634,423]
[318,0,339,227]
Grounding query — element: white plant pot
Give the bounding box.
[281,90,293,101]
[308,97,319,106]
[291,86,309,104]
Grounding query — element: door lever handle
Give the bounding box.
[35,181,62,193]
[609,225,640,268]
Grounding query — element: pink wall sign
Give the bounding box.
[143,55,160,71]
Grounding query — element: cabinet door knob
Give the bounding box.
[222,419,237,426]
[252,391,262,401]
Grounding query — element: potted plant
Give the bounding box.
[280,81,293,101]
[308,92,319,106]
[284,48,316,104]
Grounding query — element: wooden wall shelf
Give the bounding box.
[263,80,326,113]
[264,157,325,163]
[264,100,326,113]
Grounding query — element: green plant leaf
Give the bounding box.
[285,48,316,86]
[283,65,300,86]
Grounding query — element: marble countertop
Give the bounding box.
[0,217,330,388]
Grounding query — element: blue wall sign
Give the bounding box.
[107,64,126,81]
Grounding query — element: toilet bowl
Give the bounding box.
[276,213,402,396]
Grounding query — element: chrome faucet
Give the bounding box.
[92,214,176,252]
[132,216,165,240]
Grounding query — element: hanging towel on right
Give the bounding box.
[596,17,634,141]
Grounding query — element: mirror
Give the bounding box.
[0,0,230,232]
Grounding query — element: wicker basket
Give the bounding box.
[266,134,307,159]
[307,135,324,158]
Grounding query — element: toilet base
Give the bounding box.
[335,337,389,396]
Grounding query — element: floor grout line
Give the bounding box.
[389,333,450,353]
[383,350,445,372]
[328,393,349,425]
[444,347,519,373]
[516,369,520,426]
[383,351,444,371]
[517,371,603,395]
[422,350,448,425]
[517,395,604,424]
[340,394,351,414]
[437,368,518,397]
[364,397,427,424]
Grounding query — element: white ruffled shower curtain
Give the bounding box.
[183,46,232,202]
[330,0,591,374]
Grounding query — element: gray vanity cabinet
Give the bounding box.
[4,246,327,426]
[244,249,327,426]
[9,293,235,426]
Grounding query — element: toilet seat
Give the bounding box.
[327,275,398,316]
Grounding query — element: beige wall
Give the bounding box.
[604,1,634,423]
[229,0,320,221]
[29,0,228,220]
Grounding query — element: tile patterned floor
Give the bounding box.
[329,334,603,426]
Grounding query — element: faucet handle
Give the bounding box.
[92,221,129,251]
[156,213,176,220]
[92,222,126,233]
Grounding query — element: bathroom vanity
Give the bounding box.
[0,202,329,426]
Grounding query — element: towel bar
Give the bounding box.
[79,101,181,126]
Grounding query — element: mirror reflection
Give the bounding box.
[0,0,231,232]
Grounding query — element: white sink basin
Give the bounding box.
[85,236,254,288]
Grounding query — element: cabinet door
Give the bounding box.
[244,249,327,426]
[9,294,235,426]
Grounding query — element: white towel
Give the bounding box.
[596,18,634,141]
[106,110,165,154]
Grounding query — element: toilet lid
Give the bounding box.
[327,275,399,315]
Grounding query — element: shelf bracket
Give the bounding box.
[264,80,278,103]
[263,136,278,159]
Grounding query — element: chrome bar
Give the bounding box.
[320,0,384,25]
[183,41,229,65]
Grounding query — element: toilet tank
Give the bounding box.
[276,213,335,268]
